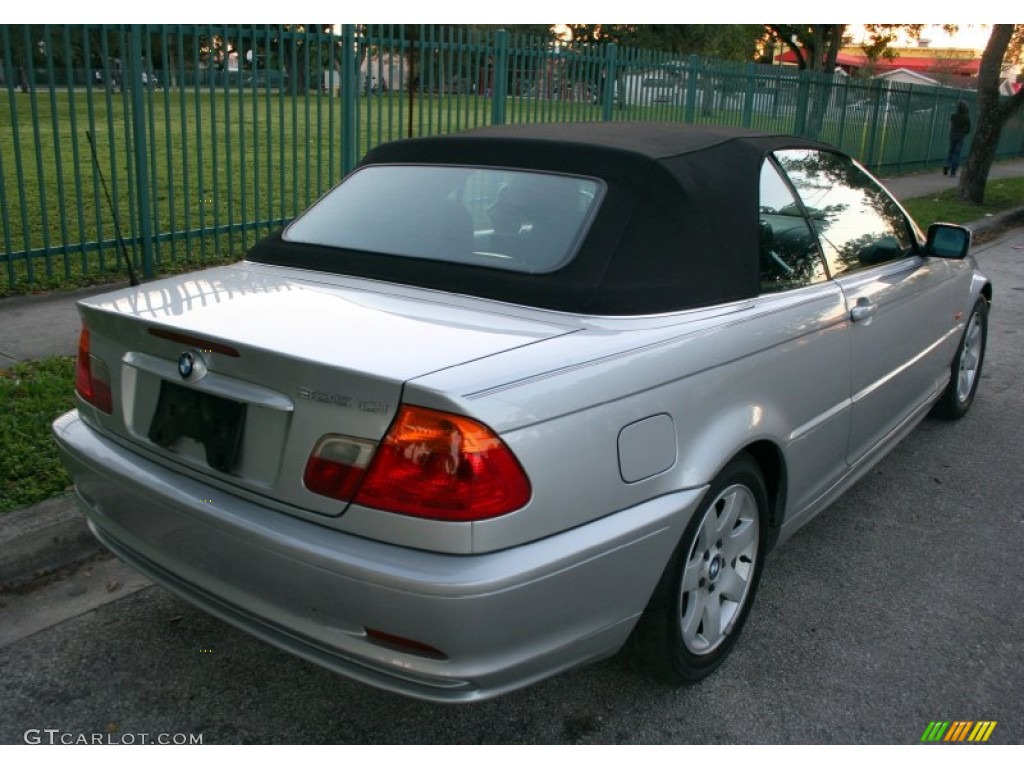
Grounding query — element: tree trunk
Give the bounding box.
[810,27,825,71]
[806,27,844,138]
[956,25,1024,203]
[958,117,999,203]
[167,44,176,89]
[821,25,844,72]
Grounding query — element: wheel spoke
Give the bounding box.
[717,566,748,603]
[681,589,705,646]
[715,492,742,538]
[958,369,971,398]
[961,347,978,371]
[957,313,982,400]
[701,594,723,648]
[680,557,702,592]
[691,511,711,553]
[965,316,981,350]
[958,346,977,400]
[723,518,757,561]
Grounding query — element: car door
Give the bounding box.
[757,157,852,514]
[775,149,953,465]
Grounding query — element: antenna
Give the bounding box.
[85,130,141,287]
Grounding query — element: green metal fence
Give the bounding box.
[2,23,1023,293]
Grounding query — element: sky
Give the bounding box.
[4,0,1015,26]
[848,24,996,51]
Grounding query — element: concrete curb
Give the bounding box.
[0,494,95,586]
[968,206,1024,242]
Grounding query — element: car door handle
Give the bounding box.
[850,298,876,324]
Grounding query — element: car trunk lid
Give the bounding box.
[76,264,575,516]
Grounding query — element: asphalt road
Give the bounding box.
[2,231,1023,745]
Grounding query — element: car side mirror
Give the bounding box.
[925,223,971,259]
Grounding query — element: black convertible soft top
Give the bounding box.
[248,122,835,315]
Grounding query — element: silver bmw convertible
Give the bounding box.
[54,122,990,702]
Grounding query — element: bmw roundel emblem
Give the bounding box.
[178,351,196,379]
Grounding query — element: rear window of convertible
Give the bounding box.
[283,165,603,273]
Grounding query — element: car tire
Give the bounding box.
[931,296,988,420]
[626,453,767,684]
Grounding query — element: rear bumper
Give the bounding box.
[53,409,701,702]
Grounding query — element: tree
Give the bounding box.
[633,25,762,60]
[957,24,1024,204]
[563,24,762,60]
[1,25,45,92]
[278,25,336,94]
[764,25,944,73]
[478,24,556,41]
[766,25,849,71]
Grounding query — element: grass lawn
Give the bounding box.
[901,177,1024,230]
[0,357,76,513]
[1,89,626,296]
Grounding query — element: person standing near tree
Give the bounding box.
[944,100,971,177]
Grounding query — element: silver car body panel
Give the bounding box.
[837,255,956,463]
[53,120,992,701]
[54,409,697,702]
[75,267,579,524]
[55,246,987,698]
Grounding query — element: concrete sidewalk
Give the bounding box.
[0,283,127,370]
[880,157,1024,200]
[2,161,1024,588]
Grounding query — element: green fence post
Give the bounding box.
[684,54,700,123]
[794,70,809,136]
[1,26,32,287]
[864,78,884,168]
[601,43,618,122]
[491,29,508,125]
[129,24,154,279]
[741,62,756,128]
[895,84,912,174]
[342,24,358,176]
[835,74,851,146]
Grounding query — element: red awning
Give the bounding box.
[776,49,981,76]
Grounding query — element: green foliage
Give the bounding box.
[764,24,952,72]
[766,25,849,71]
[564,24,762,60]
[0,357,75,512]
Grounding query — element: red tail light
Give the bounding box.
[303,435,377,500]
[75,327,113,414]
[355,405,531,520]
[303,405,531,521]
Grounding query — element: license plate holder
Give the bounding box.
[147,380,246,473]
